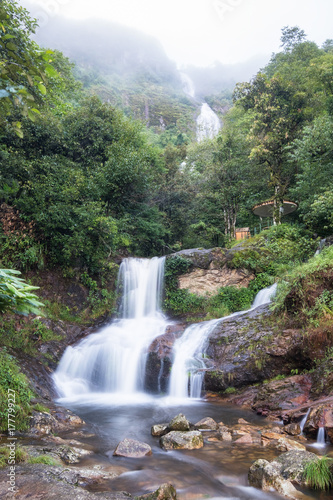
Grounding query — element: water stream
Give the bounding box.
[53,257,168,399]
[169,284,277,400]
[53,260,329,499]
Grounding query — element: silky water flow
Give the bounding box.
[53,257,168,398]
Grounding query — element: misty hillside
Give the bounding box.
[22,4,261,144]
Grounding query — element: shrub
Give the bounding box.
[0,349,34,432]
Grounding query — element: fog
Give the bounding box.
[19,0,333,68]
[16,0,333,98]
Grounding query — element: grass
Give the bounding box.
[303,456,333,490]
[28,455,60,466]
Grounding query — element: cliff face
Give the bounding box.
[170,247,255,296]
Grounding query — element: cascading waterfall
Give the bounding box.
[53,257,168,399]
[180,72,195,98]
[168,283,277,399]
[300,408,310,433]
[313,427,326,448]
[196,103,221,142]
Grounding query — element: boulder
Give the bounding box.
[234,433,252,444]
[194,417,218,430]
[219,432,232,442]
[284,423,301,436]
[276,437,306,452]
[151,423,169,437]
[249,450,319,499]
[160,431,203,450]
[113,438,152,458]
[135,483,177,499]
[168,414,191,431]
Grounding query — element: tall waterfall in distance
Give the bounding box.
[168,283,277,399]
[180,72,196,98]
[196,103,221,142]
[53,257,168,399]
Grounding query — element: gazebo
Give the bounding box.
[252,199,297,223]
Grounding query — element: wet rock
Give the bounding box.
[302,403,333,443]
[283,423,301,436]
[276,437,306,452]
[145,324,185,393]
[169,248,219,270]
[234,433,252,444]
[169,414,191,431]
[56,444,92,464]
[194,417,219,430]
[113,438,152,458]
[151,424,169,437]
[219,432,232,442]
[135,483,177,500]
[249,450,318,499]
[28,407,85,436]
[160,431,203,450]
[238,418,249,424]
[28,411,59,435]
[0,463,129,499]
[252,375,312,415]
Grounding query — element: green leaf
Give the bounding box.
[44,65,58,78]
[37,83,46,95]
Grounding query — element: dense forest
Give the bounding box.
[1,2,332,281]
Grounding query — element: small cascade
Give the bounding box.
[314,427,326,448]
[299,408,310,433]
[168,319,220,399]
[196,103,221,142]
[53,257,168,399]
[168,283,277,399]
[315,238,327,255]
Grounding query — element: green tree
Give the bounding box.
[0,1,60,136]
[234,73,307,223]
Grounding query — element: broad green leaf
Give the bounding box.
[37,82,46,95]
[45,64,58,78]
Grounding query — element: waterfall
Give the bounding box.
[196,103,221,142]
[168,283,277,399]
[299,408,310,433]
[313,427,326,448]
[180,72,195,98]
[53,257,168,399]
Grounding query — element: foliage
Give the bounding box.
[28,455,60,466]
[0,1,62,136]
[0,268,43,315]
[229,224,318,275]
[303,456,333,490]
[272,246,333,324]
[0,349,34,432]
[210,286,254,313]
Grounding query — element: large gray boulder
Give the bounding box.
[249,450,319,499]
[168,413,191,431]
[113,438,152,458]
[160,431,203,450]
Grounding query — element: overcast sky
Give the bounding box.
[20,0,333,67]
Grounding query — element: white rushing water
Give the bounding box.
[196,103,221,142]
[180,72,195,98]
[168,283,277,399]
[53,257,168,399]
